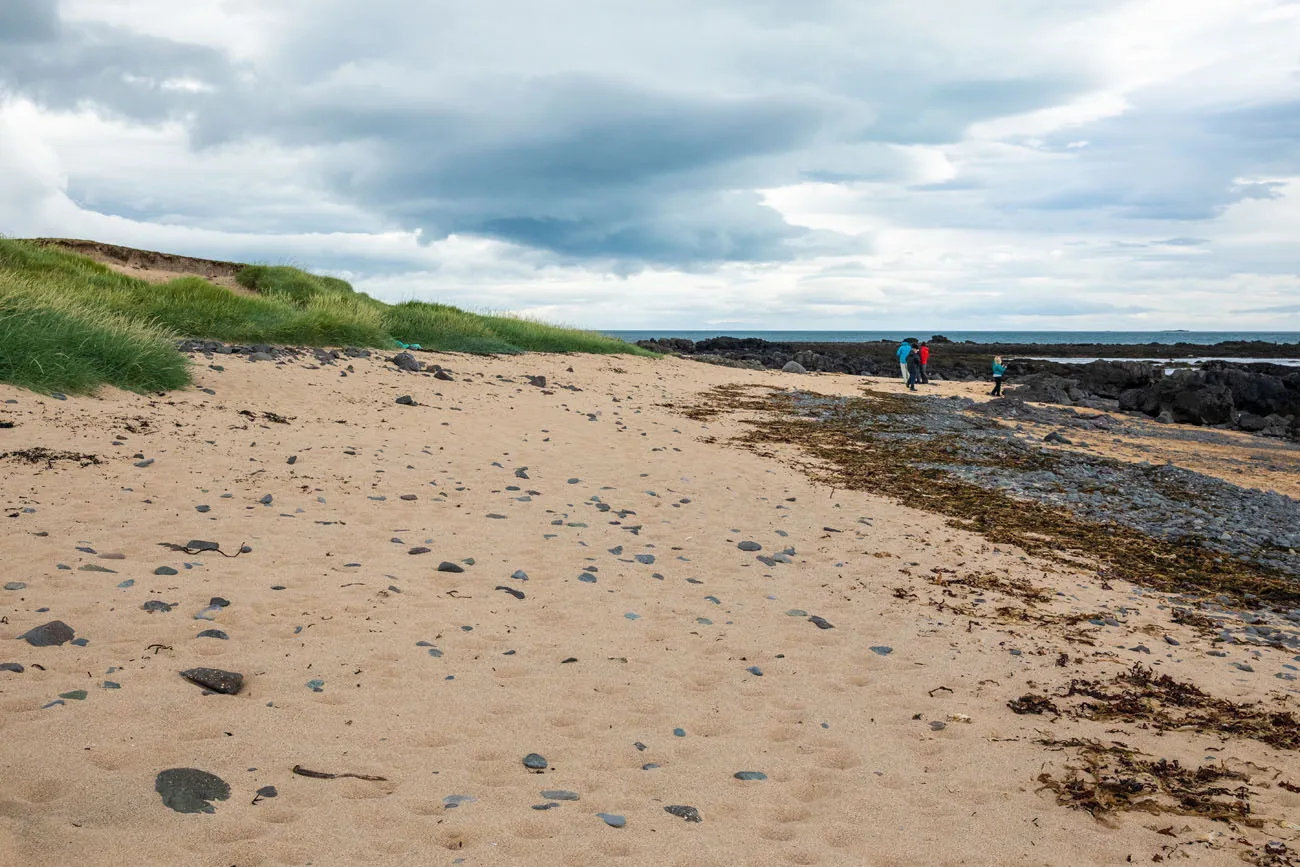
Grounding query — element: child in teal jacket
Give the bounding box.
[990,356,1006,396]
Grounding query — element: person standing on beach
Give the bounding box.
[991,355,1006,396]
[918,341,930,384]
[906,345,923,391]
[896,339,912,382]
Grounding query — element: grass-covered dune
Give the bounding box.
[0,239,651,395]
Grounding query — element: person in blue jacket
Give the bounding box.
[896,339,913,382]
[991,356,1006,396]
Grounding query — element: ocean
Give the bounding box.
[603,330,1300,346]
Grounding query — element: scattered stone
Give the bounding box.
[1,663,24,673]
[409,546,431,555]
[400,494,418,501]
[3,581,26,590]
[390,352,421,372]
[737,541,762,552]
[437,561,465,573]
[443,794,476,808]
[181,667,244,695]
[142,600,175,613]
[154,566,178,576]
[634,554,655,564]
[665,805,701,823]
[196,629,229,640]
[510,570,529,581]
[523,753,548,771]
[255,785,278,799]
[597,813,626,828]
[808,615,835,630]
[746,666,763,676]
[541,790,579,801]
[21,621,75,647]
[734,771,767,781]
[497,586,525,599]
[673,727,686,737]
[395,395,416,406]
[155,768,231,814]
[869,646,893,656]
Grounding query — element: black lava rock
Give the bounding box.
[437,561,465,573]
[665,805,702,823]
[180,667,245,695]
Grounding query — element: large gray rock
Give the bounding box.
[782,361,808,374]
[21,621,75,647]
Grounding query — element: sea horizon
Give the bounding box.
[604,329,1300,347]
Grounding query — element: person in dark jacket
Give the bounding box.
[906,345,923,391]
[991,356,1006,396]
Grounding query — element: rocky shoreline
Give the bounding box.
[640,337,1300,442]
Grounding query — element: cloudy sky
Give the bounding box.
[2,0,1298,331]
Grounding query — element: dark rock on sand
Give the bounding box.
[395,395,416,406]
[808,615,835,630]
[665,805,702,823]
[390,352,421,372]
[21,620,75,646]
[437,561,465,573]
[737,541,762,552]
[1,662,24,673]
[142,600,175,613]
[181,667,244,695]
[523,753,548,770]
[155,768,231,814]
[734,771,768,781]
[196,629,229,640]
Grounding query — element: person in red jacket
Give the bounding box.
[918,341,930,384]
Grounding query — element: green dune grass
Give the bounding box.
[0,239,651,395]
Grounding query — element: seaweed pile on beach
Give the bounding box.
[685,383,1300,607]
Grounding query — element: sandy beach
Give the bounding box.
[2,351,1298,867]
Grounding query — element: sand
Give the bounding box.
[2,352,1297,867]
